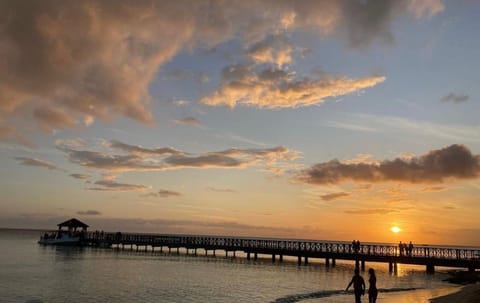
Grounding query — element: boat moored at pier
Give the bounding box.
[38,218,88,246]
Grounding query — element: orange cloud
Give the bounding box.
[14,157,59,170]
[0,1,442,138]
[200,64,385,108]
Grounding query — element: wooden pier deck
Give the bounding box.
[83,232,480,273]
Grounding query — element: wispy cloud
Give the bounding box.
[109,140,183,156]
[58,140,299,173]
[325,113,480,143]
[14,157,59,170]
[200,63,385,108]
[77,210,101,216]
[441,92,469,103]
[206,187,237,193]
[88,179,151,192]
[345,208,399,215]
[320,192,350,201]
[174,117,202,127]
[143,189,182,198]
[296,144,480,185]
[69,173,91,180]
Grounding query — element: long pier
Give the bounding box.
[83,232,480,273]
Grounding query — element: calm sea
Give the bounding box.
[0,229,459,303]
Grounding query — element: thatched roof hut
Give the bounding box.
[57,218,89,231]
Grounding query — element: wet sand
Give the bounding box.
[430,284,480,303]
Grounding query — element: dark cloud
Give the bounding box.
[142,189,182,198]
[296,144,480,184]
[441,93,469,103]
[320,192,350,201]
[174,117,202,127]
[62,149,158,172]
[164,153,245,168]
[59,140,298,172]
[158,190,182,198]
[88,179,150,192]
[14,157,59,170]
[77,210,101,216]
[109,140,183,156]
[69,173,91,180]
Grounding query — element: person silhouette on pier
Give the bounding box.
[368,268,377,303]
[346,268,366,303]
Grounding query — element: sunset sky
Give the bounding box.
[1,0,479,246]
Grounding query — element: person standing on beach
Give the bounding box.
[346,268,366,303]
[368,268,378,303]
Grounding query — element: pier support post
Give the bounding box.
[426,264,435,274]
[325,258,330,267]
[226,251,228,257]
[168,247,171,254]
[304,257,309,265]
[394,263,398,275]
[205,249,208,256]
[279,255,283,262]
[272,254,275,263]
[389,262,393,273]
[297,256,302,266]
[254,253,258,260]
[332,258,336,267]
[176,247,179,255]
[247,252,250,260]
[361,260,365,271]
[194,248,197,256]
[355,259,360,269]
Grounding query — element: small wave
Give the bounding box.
[272,287,419,303]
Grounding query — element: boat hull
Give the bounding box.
[38,236,81,246]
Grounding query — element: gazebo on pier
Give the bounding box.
[57,218,89,234]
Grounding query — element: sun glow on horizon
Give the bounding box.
[390,226,401,234]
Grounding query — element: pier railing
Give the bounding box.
[84,232,480,261]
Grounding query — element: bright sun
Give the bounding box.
[390,226,401,233]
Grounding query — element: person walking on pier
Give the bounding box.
[346,268,366,303]
[368,268,378,303]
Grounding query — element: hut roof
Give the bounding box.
[57,218,89,228]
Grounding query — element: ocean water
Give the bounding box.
[0,229,459,303]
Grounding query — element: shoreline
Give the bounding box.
[429,283,480,303]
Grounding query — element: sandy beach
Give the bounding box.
[430,284,480,303]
